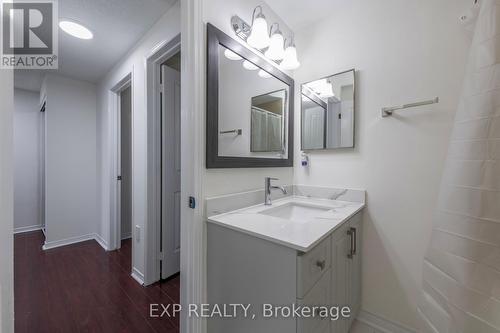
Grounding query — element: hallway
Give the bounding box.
[14,232,179,333]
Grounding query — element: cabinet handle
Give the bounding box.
[316,260,326,270]
[352,227,357,255]
[347,229,354,259]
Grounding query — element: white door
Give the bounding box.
[39,103,46,233]
[120,86,132,241]
[161,64,181,279]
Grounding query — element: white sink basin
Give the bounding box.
[259,202,331,221]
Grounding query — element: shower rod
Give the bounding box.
[381,97,439,117]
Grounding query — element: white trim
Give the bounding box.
[94,233,109,251]
[109,73,133,252]
[39,96,47,233]
[42,233,95,250]
[357,310,417,333]
[14,225,42,234]
[144,34,181,286]
[180,0,205,332]
[131,268,145,285]
[42,233,109,251]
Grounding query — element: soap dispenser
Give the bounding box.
[301,152,309,167]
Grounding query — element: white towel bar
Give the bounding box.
[382,97,439,117]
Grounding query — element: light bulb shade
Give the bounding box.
[242,60,258,70]
[224,49,242,60]
[247,16,270,49]
[264,32,285,60]
[281,45,300,70]
[306,79,334,98]
[258,69,272,78]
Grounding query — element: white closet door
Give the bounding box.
[161,65,181,279]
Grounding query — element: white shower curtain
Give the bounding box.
[418,0,500,332]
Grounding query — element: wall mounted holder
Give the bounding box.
[382,97,439,117]
[219,129,242,135]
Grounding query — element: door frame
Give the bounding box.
[144,34,181,285]
[109,73,132,252]
[180,1,205,331]
[39,97,47,235]
[159,64,181,279]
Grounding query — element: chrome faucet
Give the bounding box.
[264,177,287,205]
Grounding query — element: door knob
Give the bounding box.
[316,260,326,270]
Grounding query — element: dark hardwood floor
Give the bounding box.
[14,231,180,333]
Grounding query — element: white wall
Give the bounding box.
[14,89,42,231]
[0,69,14,333]
[202,0,294,197]
[292,0,471,329]
[42,74,98,247]
[97,1,180,277]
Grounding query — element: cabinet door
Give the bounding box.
[331,226,351,333]
[348,216,362,326]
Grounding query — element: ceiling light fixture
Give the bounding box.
[59,20,93,40]
[265,23,285,61]
[280,38,300,70]
[224,49,242,60]
[242,60,258,70]
[246,6,270,49]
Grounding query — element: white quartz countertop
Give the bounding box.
[207,196,365,252]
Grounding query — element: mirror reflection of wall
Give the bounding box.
[301,69,355,150]
[218,44,289,159]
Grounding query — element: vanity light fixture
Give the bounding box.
[224,49,242,60]
[306,79,334,98]
[265,23,285,61]
[246,6,270,49]
[230,7,301,70]
[319,81,335,98]
[59,20,93,40]
[280,38,300,70]
[258,69,272,78]
[242,60,259,70]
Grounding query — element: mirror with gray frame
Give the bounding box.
[206,23,294,168]
[301,69,355,150]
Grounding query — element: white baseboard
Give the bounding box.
[121,232,132,240]
[357,310,417,333]
[14,225,42,234]
[131,268,145,286]
[94,233,109,251]
[42,232,110,251]
[43,233,95,250]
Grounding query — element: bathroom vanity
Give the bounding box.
[207,188,365,333]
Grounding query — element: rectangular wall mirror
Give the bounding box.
[301,69,355,150]
[206,23,294,168]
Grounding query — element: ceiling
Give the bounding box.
[15,0,176,92]
[265,0,339,31]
